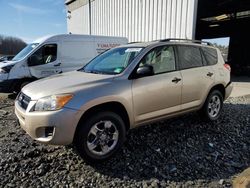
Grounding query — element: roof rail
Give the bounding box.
[128,41,142,44]
[159,38,212,46]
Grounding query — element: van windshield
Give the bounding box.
[12,43,39,61]
[82,47,143,75]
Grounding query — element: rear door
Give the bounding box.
[29,43,62,78]
[132,45,182,124]
[177,45,215,110]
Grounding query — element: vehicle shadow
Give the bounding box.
[93,102,250,182]
[7,93,17,100]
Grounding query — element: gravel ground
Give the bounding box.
[0,96,249,188]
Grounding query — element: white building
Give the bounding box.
[65,0,198,42]
[65,0,250,75]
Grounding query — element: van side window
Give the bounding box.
[178,46,203,69]
[139,46,176,74]
[202,47,218,65]
[29,44,57,66]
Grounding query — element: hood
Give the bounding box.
[22,71,114,100]
[0,60,17,68]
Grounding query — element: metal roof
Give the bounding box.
[65,0,75,5]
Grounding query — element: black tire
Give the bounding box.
[14,81,31,93]
[74,111,126,163]
[20,81,30,90]
[200,90,223,121]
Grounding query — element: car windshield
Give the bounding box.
[81,47,143,75]
[12,43,39,61]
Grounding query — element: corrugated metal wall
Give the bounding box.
[68,2,89,34]
[67,0,198,42]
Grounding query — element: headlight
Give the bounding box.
[0,68,6,74]
[34,94,73,111]
[0,65,14,74]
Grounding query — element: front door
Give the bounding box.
[29,43,62,78]
[132,45,182,124]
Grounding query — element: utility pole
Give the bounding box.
[89,0,92,35]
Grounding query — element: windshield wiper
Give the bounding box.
[83,70,105,74]
[80,68,112,75]
[88,70,100,74]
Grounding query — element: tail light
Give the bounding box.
[224,64,231,72]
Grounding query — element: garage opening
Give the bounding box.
[196,0,250,76]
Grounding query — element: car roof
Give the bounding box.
[118,39,216,49]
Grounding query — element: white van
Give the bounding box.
[0,34,128,92]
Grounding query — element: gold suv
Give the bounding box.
[15,39,233,162]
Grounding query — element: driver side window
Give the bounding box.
[139,45,176,74]
[29,44,57,66]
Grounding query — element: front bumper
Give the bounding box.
[15,100,80,145]
[225,81,233,99]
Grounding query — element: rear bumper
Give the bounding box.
[225,81,233,99]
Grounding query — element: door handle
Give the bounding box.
[207,72,213,77]
[54,63,61,67]
[172,77,181,83]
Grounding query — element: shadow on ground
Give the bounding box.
[93,102,250,182]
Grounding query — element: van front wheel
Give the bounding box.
[74,111,126,163]
[20,81,30,90]
[14,80,32,93]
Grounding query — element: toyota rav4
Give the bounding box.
[15,39,233,162]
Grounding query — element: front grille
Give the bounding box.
[17,92,31,110]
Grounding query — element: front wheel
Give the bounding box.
[74,111,126,163]
[200,90,223,121]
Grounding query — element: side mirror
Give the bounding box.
[136,65,154,77]
[27,55,40,66]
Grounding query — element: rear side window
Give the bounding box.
[202,47,218,65]
[178,46,203,69]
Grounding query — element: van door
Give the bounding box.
[177,45,215,110]
[60,41,95,72]
[28,43,62,78]
[132,45,182,124]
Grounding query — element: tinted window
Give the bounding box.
[178,46,203,69]
[43,44,57,63]
[202,47,218,65]
[29,44,57,66]
[139,45,176,74]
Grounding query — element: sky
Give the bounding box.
[0,0,67,43]
[205,37,229,46]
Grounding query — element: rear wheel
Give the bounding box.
[74,111,126,163]
[200,90,223,121]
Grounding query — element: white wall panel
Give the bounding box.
[66,0,198,42]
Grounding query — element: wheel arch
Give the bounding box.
[74,101,131,142]
[208,84,225,100]
[199,83,225,110]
